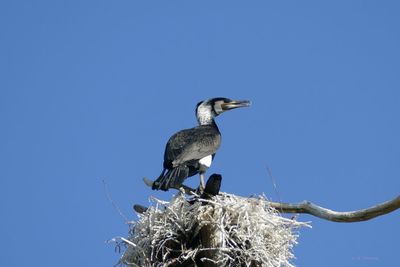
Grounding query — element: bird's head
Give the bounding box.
[196,97,251,125]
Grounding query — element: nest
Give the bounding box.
[116,192,309,267]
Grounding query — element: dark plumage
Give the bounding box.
[151,97,250,191]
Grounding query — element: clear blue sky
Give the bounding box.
[1,1,399,266]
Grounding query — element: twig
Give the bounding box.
[265,164,282,204]
[103,179,129,223]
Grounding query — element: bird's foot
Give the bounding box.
[196,184,205,195]
[178,184,197,195]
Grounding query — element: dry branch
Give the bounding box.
[142,176,400,222]
[267,195,400,222]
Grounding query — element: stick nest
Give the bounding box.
[117,192,309,267]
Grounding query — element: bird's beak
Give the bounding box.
[221,100,251,111]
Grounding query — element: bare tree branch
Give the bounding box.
[267,195,400,222]
[142,176,399,222]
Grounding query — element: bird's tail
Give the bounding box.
[152,166,189,191]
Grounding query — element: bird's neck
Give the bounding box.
[197,116,215,126]
[199,118,218,127]
[197,117,220,136]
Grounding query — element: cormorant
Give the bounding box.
[150,97,250,192]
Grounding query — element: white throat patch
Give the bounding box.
[196,103,213,125]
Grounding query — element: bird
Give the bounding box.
[149,97,251,192]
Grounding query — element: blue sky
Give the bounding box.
[1,1,399,266]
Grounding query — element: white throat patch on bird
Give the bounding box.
[196,102,215,125]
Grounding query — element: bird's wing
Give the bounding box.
[164,126,221,167]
